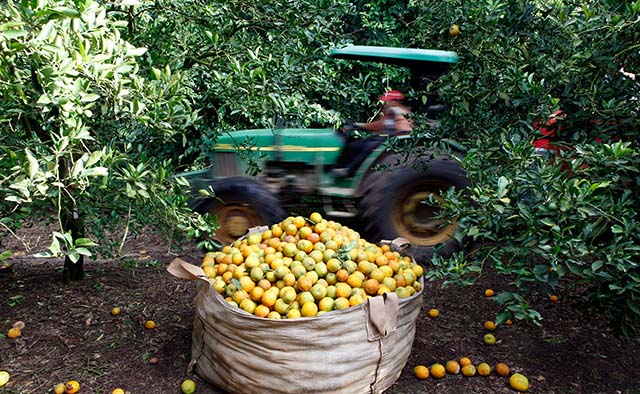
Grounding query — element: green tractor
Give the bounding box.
[182,46,469,261]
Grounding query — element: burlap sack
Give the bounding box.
[168,256,422,394]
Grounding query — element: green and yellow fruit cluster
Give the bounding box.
[201,213,424,319]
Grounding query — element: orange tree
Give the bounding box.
[111,0,640,334]
[0,0,215,281]
[351,0,639,334]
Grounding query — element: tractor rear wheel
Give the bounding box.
[358,158,469,262]
[194,177,286,245]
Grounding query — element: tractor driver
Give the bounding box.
[332,90,413,177]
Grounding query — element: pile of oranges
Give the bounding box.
[201,213,424,319]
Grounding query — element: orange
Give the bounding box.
[309,212,323,223]
[111,307,121,316]
[112,389,125,394]
[334,297,350,310]
[346,273,363,289]
[549,294,559,302]
[509,373,529,392]
[65,380,80,393]
[459,357,472,366]
[363,279,379,295]
[427,308,439,318]
[54,383,66,394]
[144,320,156,330]
[430,363,446,379]
[297,276,313,292]
[483,333,496,345]
[6,327,21,339]
[505,319,513,326]
[335,268,349,282]
[495,362,510,377]
[301,302,318,317]
[413,365,429,380]
[484,289,495,297]
[181,378,196,394]
[449,24,460,36]
[461,364,476,377]
[445,360,460,374]
[0,371,8,387]
[254,304,270,318]
[477,362,491,376]
[335,282,352,298]
[483,321,496,331]
[293,216,306,228]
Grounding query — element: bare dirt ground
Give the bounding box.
[1,225,639,394]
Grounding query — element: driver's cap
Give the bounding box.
[379,90,404,101]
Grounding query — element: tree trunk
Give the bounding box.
[62,206,85,282]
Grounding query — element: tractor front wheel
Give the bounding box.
[194,177,286,246]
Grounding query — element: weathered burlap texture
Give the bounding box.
[168,257,423,394]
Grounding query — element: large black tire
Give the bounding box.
[358,157,470,263]
[193,177,286,245]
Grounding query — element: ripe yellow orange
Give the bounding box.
[461,364,476,377]
[293,216,306,228]
[334,297,350,310]
[335,282,352,298]
[427,308,439,318]
[6,327,21,339]
[483,321,496,331]
[550,294,559,302]
[349,293,365,306]
[483,333,496,345]
[65,380,80,393]
[449,23,460,36]
[310,212,323,223]
[430,363,446,379]
[413,365,429,380]
[0,371,10,387]
[112,389,125,394]
[54,383,66,394]
[301,302,318,317]
[484,289,495,297]
[509,373,529,392]
[495,362,510,377]
[459,357,472,366]
[144,320,156,330]
[477,362,491,376]
[111,307,121,316]
[254,304,270,318]
[445,360,460,375]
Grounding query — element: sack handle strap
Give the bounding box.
[167,258,211,289]
[367,292,399,339]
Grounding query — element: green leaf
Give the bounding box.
[81,94,100,103]
[25,149,39,178]
[0,251,13,261]
[81,167,108,177]
[52,7,81,17]
[497,176,508,198]
[0,30,28,39]
[75,238,98,247]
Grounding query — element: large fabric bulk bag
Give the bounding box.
[168,257,422,394]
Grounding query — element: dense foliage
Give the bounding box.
[0,0,215,279]
[1,0,638,333]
